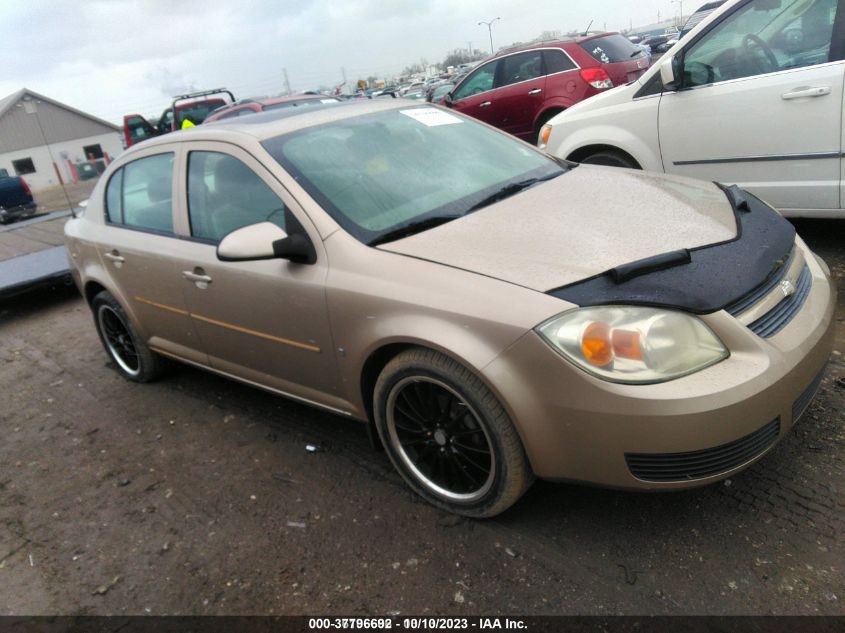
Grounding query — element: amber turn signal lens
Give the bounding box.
[581,322,613,366]
[540,124,552,146]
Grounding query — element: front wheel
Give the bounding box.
[374,348,533,517]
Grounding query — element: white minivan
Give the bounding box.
[541,0,844,218]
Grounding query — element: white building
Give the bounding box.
[0,88,123,192]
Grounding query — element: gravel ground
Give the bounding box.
[0,218,842,616]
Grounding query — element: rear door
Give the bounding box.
[96,146,206,364]
[659,0,844,212]
[122,115,158,148]
[492,50,547,140]
[448,59,501,127]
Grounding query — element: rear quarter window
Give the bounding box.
[581,34,646,63]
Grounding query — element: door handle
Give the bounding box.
[781,86,831,100]
[182,268,212,288]
[479,101,492,108]
[528,88,543,95]
[103,251,124,267]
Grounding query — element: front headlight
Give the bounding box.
[536,306,728,384]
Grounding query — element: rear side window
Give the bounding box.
[581,34,646,63]
[187,151,287,242]
[498,51,545,87]
[105,169,122,223]
[543,49,577,74]
[105,153,174,233]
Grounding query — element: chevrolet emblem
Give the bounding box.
[780,278,796,298]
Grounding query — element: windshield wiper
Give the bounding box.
[368,215,461,246]
[467,172,562,213]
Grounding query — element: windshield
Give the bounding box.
[262,107,564,244]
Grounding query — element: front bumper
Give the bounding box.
[482,249,836,489]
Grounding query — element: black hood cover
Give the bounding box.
[548,186,796,314]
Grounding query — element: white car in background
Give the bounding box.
[540,0,845,218]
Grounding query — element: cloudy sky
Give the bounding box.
[1,0,685,124]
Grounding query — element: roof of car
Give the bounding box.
[122,98,419,154]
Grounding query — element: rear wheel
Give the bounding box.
[580,150,640,169]
[92,290,164,382]
[374,348,533,517]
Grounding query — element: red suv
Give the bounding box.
[444,33,650,143]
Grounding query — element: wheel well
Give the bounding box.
[535,107,564,131]
[83,281,107,306]
[567,144,641,168]
[360,343,414,424]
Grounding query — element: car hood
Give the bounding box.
[379,166,738,291]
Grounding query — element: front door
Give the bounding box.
[493,50,547,140]
[659,0,844,212]
[172,143,342,408]
[448,59,501,127]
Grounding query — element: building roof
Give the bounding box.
[0,88,120,131]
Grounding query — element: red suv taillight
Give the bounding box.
[580,68,614,90]
[19,177,32,196]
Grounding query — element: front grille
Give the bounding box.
[726,248,795,317]
[747,265,811,338]
[792,366,826,423]
[626,418,780,482]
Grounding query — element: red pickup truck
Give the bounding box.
[122,88,236,148]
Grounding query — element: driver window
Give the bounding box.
[187,151,287,242]
[683,0,838,87]
[452,60,499,100]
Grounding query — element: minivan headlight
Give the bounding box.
[536,306,728,384]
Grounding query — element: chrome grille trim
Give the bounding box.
[748,264,811,338]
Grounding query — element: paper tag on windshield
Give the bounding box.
[400,108,462,127]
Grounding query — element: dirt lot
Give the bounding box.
[0,219,842,616]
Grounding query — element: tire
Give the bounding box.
[91,290,164,383]
[580,150,640,169]
[373,348,533,518]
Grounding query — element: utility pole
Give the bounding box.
[283,68,292,95]
[671,0,684,26]
[478,17,500,54]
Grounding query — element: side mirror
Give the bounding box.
[444,92,454,106]
[72,198,89,219]
[217,222,287,262]
[659,55,683,91]
[272,233,317,265]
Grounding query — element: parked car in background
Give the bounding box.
[65,100,834,517]
[205,95,340,123]
[680,1,728,39]
[642,35,676,57]
[123,88,236,148]
[427,82,455,104]
[401,81,425,95]
[0,170,36,224]
[444,33,651,143]
[541,0,844,218]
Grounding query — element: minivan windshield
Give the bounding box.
[262,107,565,244]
